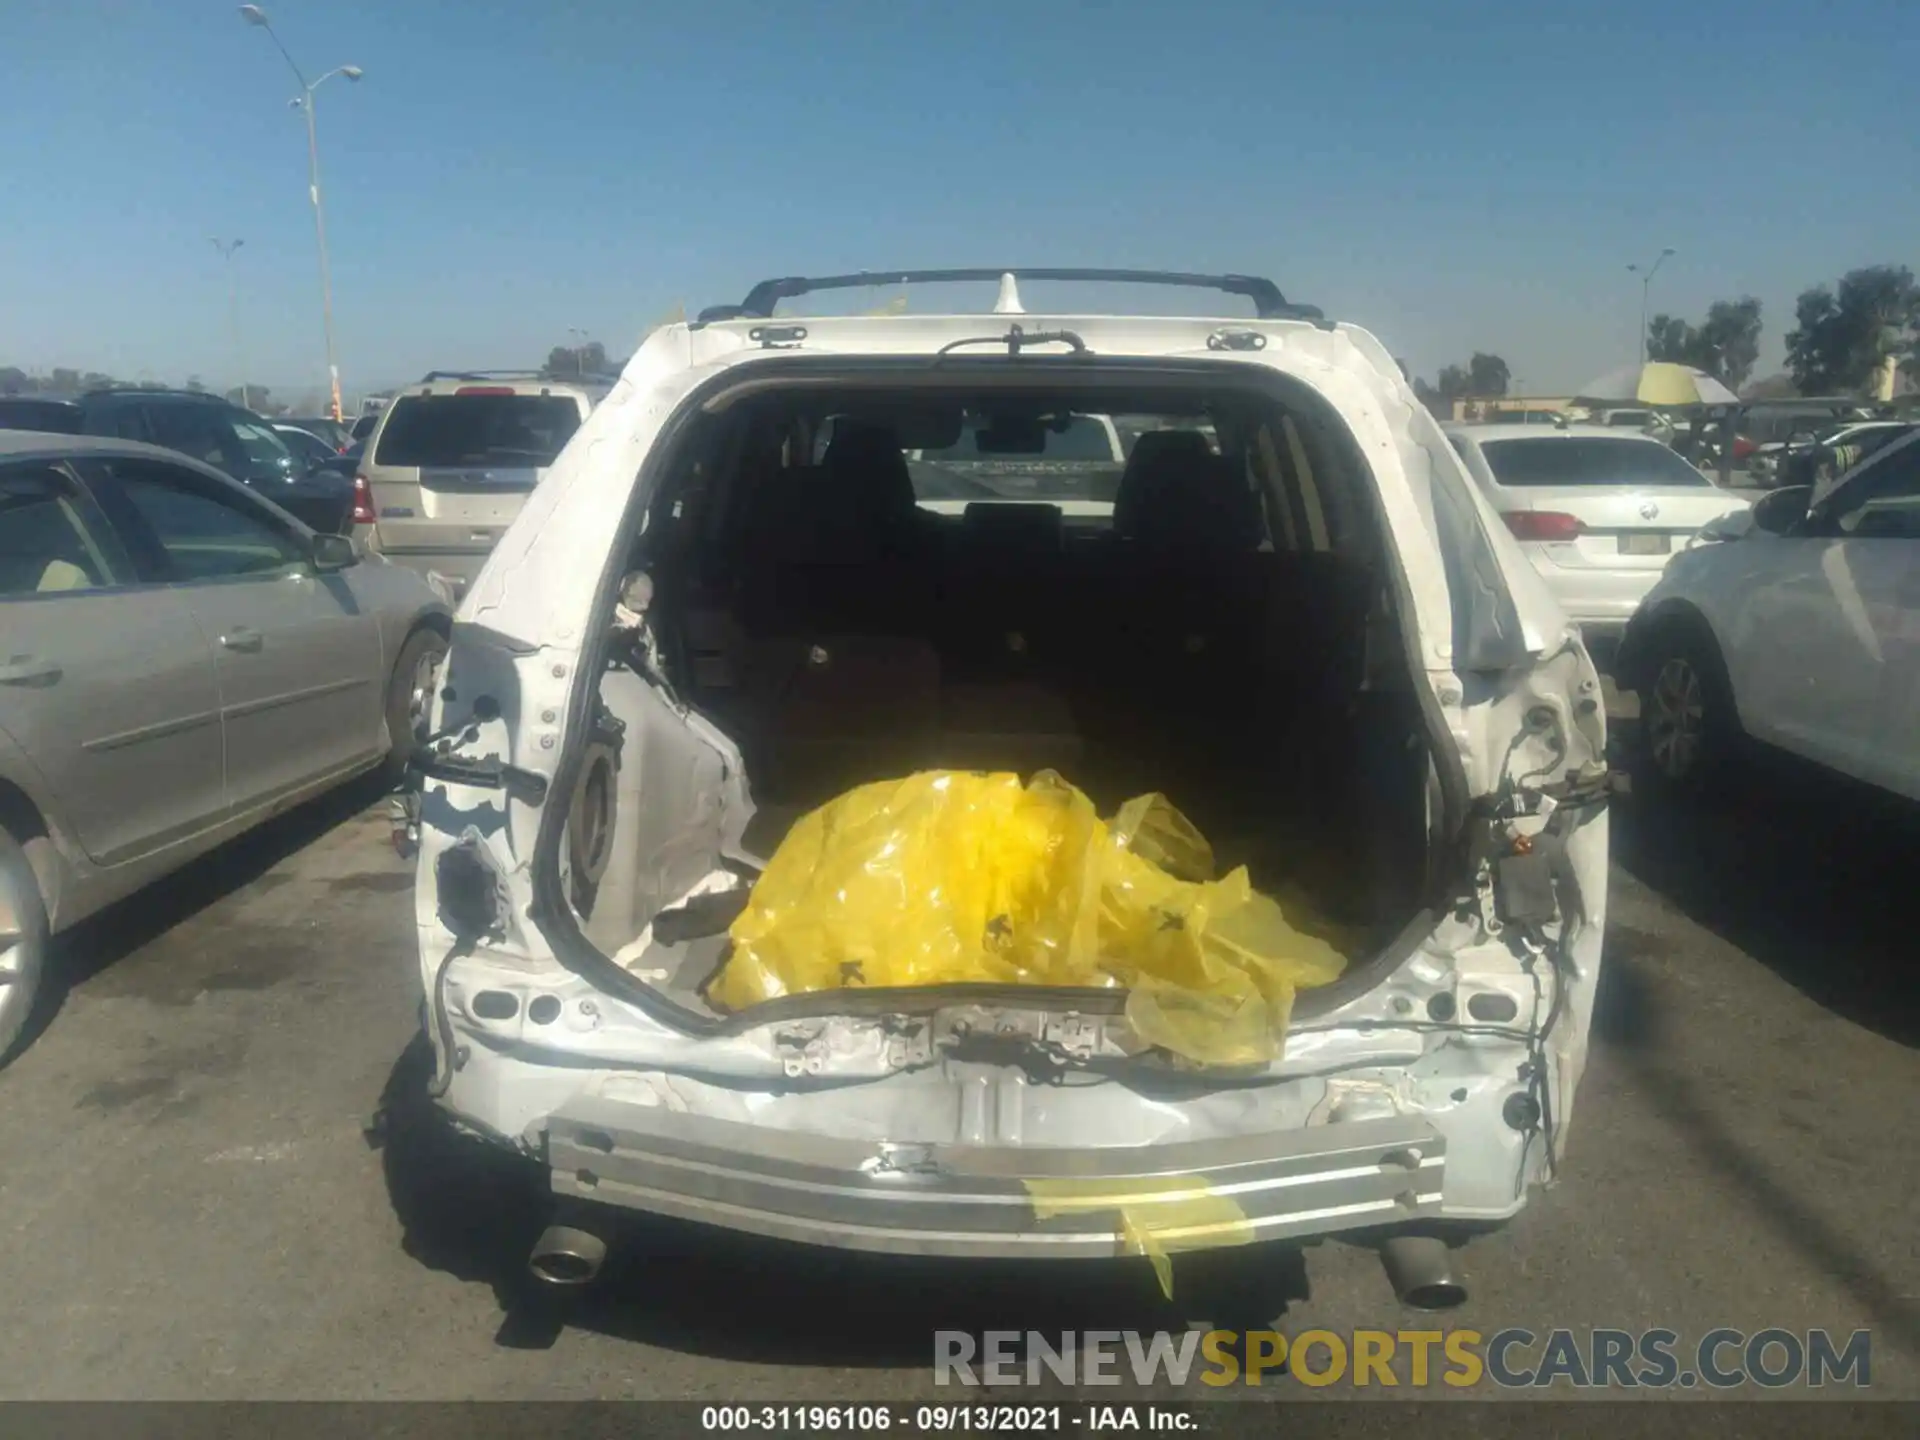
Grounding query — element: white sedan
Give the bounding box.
[1617,428,1920,802]
[1446,423,1751,644]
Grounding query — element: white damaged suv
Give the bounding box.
[404,269,1612,1306]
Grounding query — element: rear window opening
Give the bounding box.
[1481,436,1712,488]
[375,393,582,468]
[541,369,1445,1035]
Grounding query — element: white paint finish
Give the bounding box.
[1636,430,1920,802]
[1447,424,1749,629]
[411,305,1612,1238]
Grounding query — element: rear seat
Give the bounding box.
[729,424,945,804]
[1084,432,1268,701]
[1080,430,1375,754]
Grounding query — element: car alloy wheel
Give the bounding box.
[408,647,442,740]
[0,837,47,1060]
[1646,655,1707,780]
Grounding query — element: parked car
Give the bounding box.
[403,268,1613,1307]
[280,416,354,452]
[1445,424,1750,645]
[1618,427,1919,803]
[1742,401,1877,485]
[0,397,83,434]
[354,371,612,596]
[0,432,451,1059]
[900,410,1126,512]
[0,389,352,534]
[273,422,345,470]
[1765,420,1913,492]
[315,437,364,481]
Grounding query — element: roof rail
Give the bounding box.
[694,268,1323,326]
[417,369,557,383]
[80,386,229,403]
[418,369,624,386]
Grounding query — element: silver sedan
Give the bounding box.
[0,433,451,1058]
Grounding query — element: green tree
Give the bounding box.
[1786,265,1919,395]
[1468,352,1511,396]
[1698,298,1763,389]
[1647,298,1763,388]
[543,340,608,378]
[1646,314,1695,364]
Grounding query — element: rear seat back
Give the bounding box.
[1091,430,1267,694]
[938,502,1072,670]
[737,421,936,638]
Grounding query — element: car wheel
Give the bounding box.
[382,628,449,788]
[1635,628,1738,797]
[0,827,50,1063]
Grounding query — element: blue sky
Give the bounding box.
[3,0,1915,405]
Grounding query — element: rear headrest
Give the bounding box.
[1113,430,1259,549]
[822,421,917,521]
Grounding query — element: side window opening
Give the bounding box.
[1281,416,1332,553]
[1252,422,1302,553]
[0,463,120,596]
[95,460,305,583]
[1832,439,1920,539]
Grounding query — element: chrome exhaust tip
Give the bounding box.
[528,1224,608,1289]
[1381,1234,1467,1311]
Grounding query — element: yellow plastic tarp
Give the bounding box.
[710,770,1347,1065]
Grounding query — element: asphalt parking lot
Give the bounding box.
[1,690,1916,1404]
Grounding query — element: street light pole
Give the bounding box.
[210,237,247,409]
[240,6,362,423]
[1627,248,1676,368]
[568,326,591,378]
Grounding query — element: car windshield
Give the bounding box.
[1480,436,1713,487]
[374,394,581,468]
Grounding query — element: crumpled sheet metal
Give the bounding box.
[710,770,1346,1065]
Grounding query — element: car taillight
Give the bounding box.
[1503,510,1585,541]
[1732,435,1756,459]
[351,474,375,526]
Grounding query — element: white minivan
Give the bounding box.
[402,269,1613,1309]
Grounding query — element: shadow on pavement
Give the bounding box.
[1601,744,1920,1358]
[1609,735,1920,1051]
[373,1033,1315,1363]
[22,774,392,1054]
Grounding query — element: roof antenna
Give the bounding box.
[993,272,1026,316]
